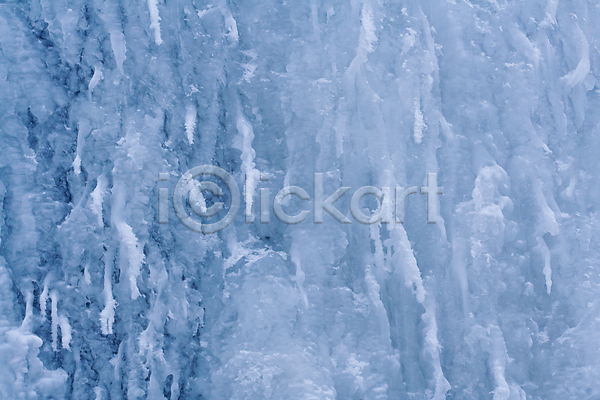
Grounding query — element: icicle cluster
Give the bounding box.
[0,0,599,399]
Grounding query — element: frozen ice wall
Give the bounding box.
[0,0,599,398]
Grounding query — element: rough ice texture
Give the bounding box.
[0,1,599,399]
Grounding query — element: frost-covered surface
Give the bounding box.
[1,0,600,399]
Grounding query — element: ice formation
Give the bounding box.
[0,0,599,399]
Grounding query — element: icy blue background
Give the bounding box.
[0,0,599,399]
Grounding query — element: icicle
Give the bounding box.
[110,340,125,381]
[234,113,259,221]
[336,2,379,157]
[20,289,34,331]
[73,138,82,176]
[333,114,346,157]
[147,0,163,45]
[90,174,107,228]
[413,98,425,144]
[100,248,117,335]
[127,335,145,399]
[185,104,196,145]
[73,119,90,176]
[358,4,377,55]
[116,221,143,300]
[99,2,127,73]
[50,290,58,351]
[533,179,558,294]
[364,267,391,339]
[561,24,590,91]
[83,263,92,285]
[536,237,553,294]
[310,0,320,40]
[39,276,49,318]
[370,224,390,277]
[291,248,309,309]
[422,296,451,400]
[389,226,426,303]
[388,225,451,396]
[534,182,559,236]
[47,289,70,352]
[489,326,510,400]
[346,2,378,76]
[87,65,103,100]
[451,237,470,316]
[58,315,71,350]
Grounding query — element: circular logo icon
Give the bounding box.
[173,165,240,234]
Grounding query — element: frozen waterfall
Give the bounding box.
[0,0,599,399]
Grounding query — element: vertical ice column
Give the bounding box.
[533,179,559,294]
[185,104,197,145]
[50,291,72,351]
[90,174,108,229]
[235,112,259,222]
[100,248,116,335]
[147,0,163,45]
[99,1,127,73]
